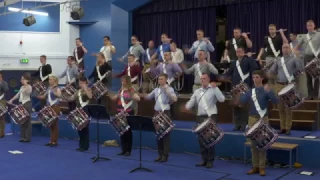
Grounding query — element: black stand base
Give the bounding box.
[129,164,153,173]
[91,156,111,163]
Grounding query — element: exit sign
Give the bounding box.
[20,58,29,64]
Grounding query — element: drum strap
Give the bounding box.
[199,87,214,117]
[226,55,230,62]
[78,90,89,107]
[280,57,293,83]
[0,93,3,100]
[268,37,280,57]
[66,66,75,83]
[289,43,297,58]
[147,48,151,62]
[160,45,165,62]
[120,90,133,110]
[236,60,249,81]
[127,65,138,82]
[196,63,203,78]
[48,87,58,106]
[96,66,108,80]
[251,88,266,118]
[307,34,320,57]
[74,48,83,64]
[129,46,138,61]
[40,66,49,81]
[157,88,169,112]
[232,38,238,50]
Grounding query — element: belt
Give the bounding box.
[277,82,288,85]
[249,115,267,118]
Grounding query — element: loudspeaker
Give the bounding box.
[23,16,36,26]
[71,8,84,20]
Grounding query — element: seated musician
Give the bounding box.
[69,76,92,152]
[267,43,302,135]
[180,50,218,92]
[9,73,33,142]
[240,70,278,176]
[182,73,225,168]
[110,75,140,156]
[142,73,177,162]
[59,56,79,111]
[37,75,62,147]
[0,72,8,138]
[88,52,112,105]
[142,40,156,93]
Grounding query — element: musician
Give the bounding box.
[99,36,116,88]
[170,42,184,64]
[181,50,218,92]
[58,56,79,111]
[226,28,252,61]
[69,76,92,152]
[240,70,278,176]
[9,73,32,142]
[182,73,225,168]
[294,20,320,100]
[88,52,112,105]
[151,33,171,63]
[221,40,230,62]
[268,43,303,135]
[143,73,177,162]
[38,75,62,147]
[184,29,215,62]
[142,40,156,93]
[73,38,88,70]
[0,72,8,138]
[120,35,145,63]
[32,55,52,109]
[111,75,140,156]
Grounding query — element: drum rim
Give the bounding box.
[278,83,295,95]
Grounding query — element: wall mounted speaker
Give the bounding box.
[23,16,36,26]
[71,7,84,20]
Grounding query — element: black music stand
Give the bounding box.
[86,104,111,163]
[127,116,154,173]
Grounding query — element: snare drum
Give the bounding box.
[152,111,175,140]
[278,83,304,109]
[8,105,30,125]
[37,106,58,127]
[244,120,278,150]
[67,108,90,131]
[145,68,159,81]
[193,119,224,148]
[262,59,276,72]
[109,110,130,135]
[305,58,320,79]
[92,81,108,100]
[61,85,77,100]
[33,81,47,95]
[0,103,8,117]
[230,82,249,106]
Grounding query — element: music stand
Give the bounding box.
[127,115,154,173]
[86,104,111,163]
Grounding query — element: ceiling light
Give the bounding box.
[8,7,48,16]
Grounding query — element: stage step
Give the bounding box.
[269,118,315,130]
[269,109,317,120]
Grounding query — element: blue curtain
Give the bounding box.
[227,0,320,53]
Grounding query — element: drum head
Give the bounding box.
[278,84,295,95]
[195,120,210,132]
[247,121,261,135]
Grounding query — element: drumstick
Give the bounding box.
[276,29,287,32]
[246,52,256,55]
[6,101,17,107]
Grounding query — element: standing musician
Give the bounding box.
[0,72,8,138]
[294,20,320,100]
[88,52,112,105]
[9,73,32,142]
[226,28,252,61]
[59,56,79,111]
[37,75,61,147]
[98,36,116,88]
[151,33,171,64]
[120,35,145,63]
[142,40,156,93]
[170,42,184,64]
[184,29,215,62]
[220,48,258,131]
[240,70,278,176]
[142,73,178,162]
[268,44,303,135]
[73,38,88,71]
[181,50,219,92]
[69,76,92,152]
[111,75,140,156]
[182,73,225,168]
[32,55,52,109]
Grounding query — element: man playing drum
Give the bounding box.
[268,43,303,135]
[119,35,145,64]
[142,73,177,162]
[142,40,156,93]
[240,70,278,176]
[182,73,225,168]
[0,72,8,138]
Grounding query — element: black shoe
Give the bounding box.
[159,156,168,162]
[50,143,58,147]
[206,162,213,168]
[239,126,245,131]
[19,139,24,142]
[80,148,88,152]
[124,152,131,156]
[154,156,162,162]
[285,130,291,135]
[45,143,52,146]
[0,135,4,138]
[196,162,207,167]
[278,129,286,134]
[22,140,30,143]
[117,151,125,156]
[76,148,82,151]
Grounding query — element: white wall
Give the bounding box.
[0,4,79,84]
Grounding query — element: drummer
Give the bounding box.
[142,40,156,93]
[267,43,303,135]
[181,73,225,168]
[142,73,177,162]
[37,75,62,147]
[0,72,8,138]
[240,70,278,176]
[9,73,33,142]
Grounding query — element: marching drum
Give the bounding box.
[230,82,249,106]
[305,58,320,79]
[145,68,159,81]
[8,105,30,125]
[61,85,77,100]
[244,120,278,150]
[37,106,58,127]
[92,81,108,100]
[0,103,8,117]
[262,59,276,72]
[152,112,175,140]
[33,81,46,95]
[109,110,130,135]
[278,83,304,109]
[66,108,90,131]
[193,119,224,148]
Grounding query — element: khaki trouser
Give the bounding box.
[266,57,276,88]
[132,83,139,115]
[50,105,60,144]
[274,83,292,130]
[296,73,308,98]
[0,100,5,136]
[248,116,268,168]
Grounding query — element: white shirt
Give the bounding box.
[171,48,184,64]
[100,45,114,62]
[17,85,32,104]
